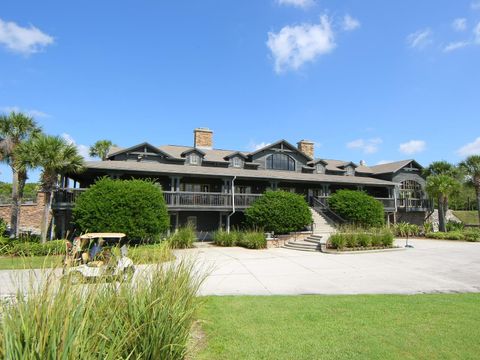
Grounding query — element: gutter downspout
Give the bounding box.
[227,176,236,233]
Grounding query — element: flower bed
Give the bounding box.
[328,228,395,251]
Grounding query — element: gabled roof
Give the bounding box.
[248,139,313,161]
[369,159,423,175]
[158,145,232,163]
[180,148,206,157]
[338,161,359,169]
[223,151,248,160]
[107,142,172,159]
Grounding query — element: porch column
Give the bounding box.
[357,185,364,191]
[322,184,330,196]
[270,181,278,191]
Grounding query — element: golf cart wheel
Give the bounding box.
[123,266,135,281]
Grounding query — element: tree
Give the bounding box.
[426,175,460,232]
[245,191,312,234]
[423,161,459,215]
[0,112,41,238]
[19,135,84,243]
[459,155,480,226]
[73,178,170,241]
[89,140,116,161]
[328,190,385,227]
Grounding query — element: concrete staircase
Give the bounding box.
[282,208,337,252]
[283,234,324,252]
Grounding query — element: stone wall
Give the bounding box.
[0,193,50,235]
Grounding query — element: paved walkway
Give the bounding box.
[178,239,480,295]
[1,239,479,297]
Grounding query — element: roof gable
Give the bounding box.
[249,139,313,161]
[180,148,206,157]
[107,142,171,159]
[369,160,423,175]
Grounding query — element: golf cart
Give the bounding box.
[63,233,135,283]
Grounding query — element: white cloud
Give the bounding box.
[0,18,53,55]
[347,138,383,154]
[267,15,336,73]
[342,14,361,31]
[61,133,93,160]
[452,18,467,32]
[277,0,314,9]
[1,106,50,118]
[443,41,470,52]
[472,1,480,10]
[474,22,480,43]
[407,28,433,49]
[399,140,426,155]
[457,137,480,157]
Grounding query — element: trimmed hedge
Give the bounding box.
[73,178,170,242]
[328,190,384,227]
[244,191,312,234]
[0,239,67,256]
[329,228,394,250]
[425,230,480,242]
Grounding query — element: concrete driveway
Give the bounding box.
[1,239,479,297]
[178,239,480,296]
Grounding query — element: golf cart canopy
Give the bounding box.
[79,233,126,240]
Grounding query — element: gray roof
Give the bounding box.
[84,161,396,186]
[369,160,419,175]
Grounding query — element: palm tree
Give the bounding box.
[423,161,459,215]
[426,175,460,232]
[459,155,480,225]
[89,140,115,161]
[0,112,41,238]
[20,135,84,243]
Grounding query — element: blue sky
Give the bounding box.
[1,0,480,183]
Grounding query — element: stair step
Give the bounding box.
[282,244,320,252]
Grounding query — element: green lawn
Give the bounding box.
[0,255,64,270]
[197,294,480,360]
[453,211,479,225]
[0,243,174,270]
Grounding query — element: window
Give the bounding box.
[345,166,355,176]
[400,180,423,199]
[266,153,295,171]
[316,164,325,174]
[189,153,200,165]
[232,157,242,168]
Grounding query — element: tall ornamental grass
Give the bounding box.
[0,258,204,359]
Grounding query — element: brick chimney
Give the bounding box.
[297,140,314,159]
[194,128,213,149]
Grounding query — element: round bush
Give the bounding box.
[73,178,169,241]
[328,190,384,227]
[244,191,312,234]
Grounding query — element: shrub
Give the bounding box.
[0,218,7,236]
[237,231,267,249]
[357,233,371,247]
[73,178,169,242]
[393,222,420,237]
[445,231,465,240]
[329,233,346,250]
[378,228,394,247]
[328,190,384,227]
[128,242,173,264]
[464,230,480,242]
[3,240,68,257]
[345,233,358,248]
[446,221,464,232]
[213,230,238,247]
[0,259,204,359]
[168,226,196,249]
[423,222,433,234]
[244,191,312,234]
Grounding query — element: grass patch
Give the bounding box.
[453,210,479,225]
[198,294,480,360]
[0,255,63,270]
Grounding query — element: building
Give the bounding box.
[53,128,432,238]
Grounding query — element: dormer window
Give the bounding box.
[189,153,200,165]
[232,157,243,168]
[345,166,355,176]
[316,164,325,174]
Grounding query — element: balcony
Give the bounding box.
[397,198,433,212]
[315,196,397,212]
[53,188,262,211]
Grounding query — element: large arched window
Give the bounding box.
[400,180,423,199]
[266,153,295,171]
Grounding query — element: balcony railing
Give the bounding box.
[316,196,397,212]
[53,188,262,210]
[397,198,433,211]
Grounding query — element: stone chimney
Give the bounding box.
[194,128,213,149]
[297,140,314,159]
